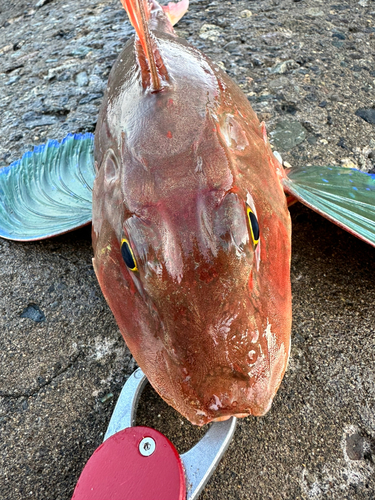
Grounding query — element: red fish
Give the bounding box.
[1,0,373,426]
[92,0,292,425]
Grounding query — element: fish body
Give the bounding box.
[92,0,292,425]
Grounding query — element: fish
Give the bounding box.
[91,0,292,425]
[0,0,374,426]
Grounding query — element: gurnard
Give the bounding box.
[0,0,374,426]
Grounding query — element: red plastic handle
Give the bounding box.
[72,426,186,500]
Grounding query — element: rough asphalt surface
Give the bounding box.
[0,0,374,499]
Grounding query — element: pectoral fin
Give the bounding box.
[282,165,375,247]
[0,133,95,242]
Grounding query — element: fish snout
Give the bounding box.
[188,365,276,423]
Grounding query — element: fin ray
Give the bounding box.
[121,0,162,90]
[0,133,95,241]
[162,0,189,25]
[283,165,375,247]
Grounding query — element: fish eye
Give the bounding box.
[121,238,138,271]
[246,205,259,247]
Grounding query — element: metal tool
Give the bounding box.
[72,368,237,500]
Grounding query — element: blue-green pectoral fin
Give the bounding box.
[282,165,375,247]
[0,133,95,241]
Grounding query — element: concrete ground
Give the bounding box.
[0,0,374,499]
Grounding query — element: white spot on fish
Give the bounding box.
[265,320,285,379]
[196,410,208,416]
[209,313,238,356]
[162,221,184,282]
[147,260,163,277]
[221,113,250,151]
[251,329,259,344]
[195,156,203,173]
[247,320,285,393]
[248,350,257,364]
[209,394,223,411]
[265,322,276,361]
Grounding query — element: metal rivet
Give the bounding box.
[139,437,156,457]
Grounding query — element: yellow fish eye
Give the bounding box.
[246,205,259,247]
[121,238,138,271]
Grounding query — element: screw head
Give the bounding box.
[139,437,156,457]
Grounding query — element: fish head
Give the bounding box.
[92,34,292,425]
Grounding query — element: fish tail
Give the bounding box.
[282,165,375,247]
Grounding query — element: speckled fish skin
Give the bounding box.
[92,1,292,425]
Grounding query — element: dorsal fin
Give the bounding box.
[121,0,162,91]
[162,0,189,26]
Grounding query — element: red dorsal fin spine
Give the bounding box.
[121,0,163,91]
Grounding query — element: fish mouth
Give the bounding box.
[212,413,249,422]
[205,398,272,423]
[189,367,276,424]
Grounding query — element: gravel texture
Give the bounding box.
[0,0,374,499]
